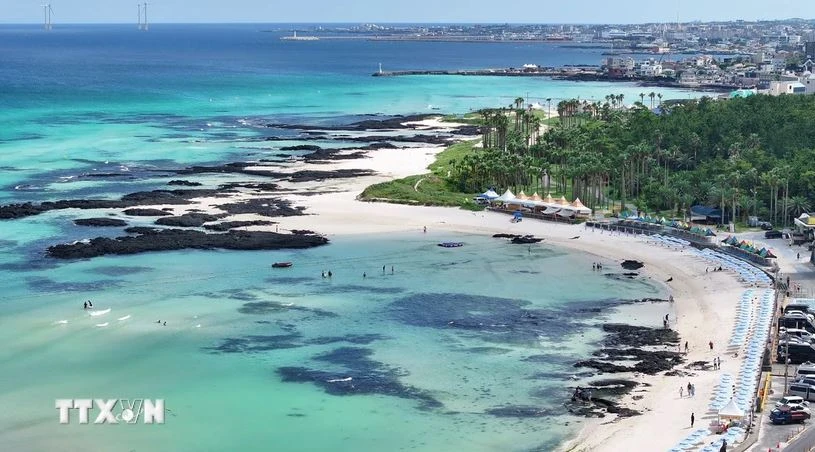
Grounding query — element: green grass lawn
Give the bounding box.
[359,140,483,210]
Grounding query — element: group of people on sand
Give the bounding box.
[705,266,724,273]
[680,381,696,398]
[82,300,94,309]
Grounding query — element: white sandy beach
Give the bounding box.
[161,117,757,451]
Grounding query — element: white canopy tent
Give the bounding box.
[717,399,745,420]
[495,189,516,202]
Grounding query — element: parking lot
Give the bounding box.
[752,372,811,450]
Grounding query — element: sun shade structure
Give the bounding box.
[717,399,744,420]
[495,189,516,202]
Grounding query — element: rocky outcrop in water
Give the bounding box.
[74,218,128,227]
[167,180,203,186]
[217,198,305,217]
[620,260,644,270]
[123,208,173,217]
[47,228,328,259]
[0,189,218,220]
[203,220,276,231]
[155,213,225,227]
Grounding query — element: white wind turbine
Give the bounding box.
[41,4,54,31]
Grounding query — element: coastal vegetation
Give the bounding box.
[452,94,815,226]
[366,94,815,227]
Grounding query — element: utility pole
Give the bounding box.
[138,4,142,30]
[143,2,149,31]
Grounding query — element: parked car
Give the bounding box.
[776,396,808,408]
[770,405,811,424]
[789,384,815,402]
[765,230,783,239]
[760,221,774,230]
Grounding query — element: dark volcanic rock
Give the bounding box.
[203,220,275,231]
[265,114,436,131]
[602,324,680,347]
[511,235,543,244]
[280,144,322,151]
[303,148,368,162]
[123,208,173,217]
[0,189,219,220]
[47,228,328,259]
[218,182,281,192]
[217,198,305,218]
[155,213,225,227]
[620,260,644,270]
[176,161,375,181]
[74,218,128,227]
[167,180,203,186]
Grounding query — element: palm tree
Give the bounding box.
[639,92,645,105]
[546,98,552,121]
[787,196,811,219]
[648,92,656,108]
[657,93,663,106]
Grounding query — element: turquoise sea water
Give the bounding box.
[0,25,681,451]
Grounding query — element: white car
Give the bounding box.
[776,396,809,409]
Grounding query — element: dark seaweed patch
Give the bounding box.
[237,301,337,318]
[387,293,580,345]
[306,334,388,345]
[277,347,441,410]
[312,284,405,295]
[206,333,303,353]
[264,276,314,285]
[91,266,153,276]
[485,405,551,418]
[26,276,122,292]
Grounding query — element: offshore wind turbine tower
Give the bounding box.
[42,4,53,31]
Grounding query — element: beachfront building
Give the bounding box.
[768,80,807,96]
[690,205,723,224]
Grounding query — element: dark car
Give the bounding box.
[770,405,811,424]
[760,221,774,230]
[765,230,783,239]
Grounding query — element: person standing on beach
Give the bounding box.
[679,386,683,398]
[709,340,714,350]
[685,341,689,353]
[691,412,695,427]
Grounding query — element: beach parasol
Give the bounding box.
[517,191,529,200]
[530,192,543,202]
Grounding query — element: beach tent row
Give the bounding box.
[721,236,776,258]
[619,212,716,237]
[482,189,592,216]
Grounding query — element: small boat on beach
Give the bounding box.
[272,262,293,268]
[438,242,464,248]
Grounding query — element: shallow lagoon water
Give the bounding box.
[0,232,663,451]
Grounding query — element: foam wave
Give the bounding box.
[117,315,131,321]
[89,308,111,317]
[95,322,109,327]
[53,320,68,325]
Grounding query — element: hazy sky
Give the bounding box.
[3,0,809,24]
